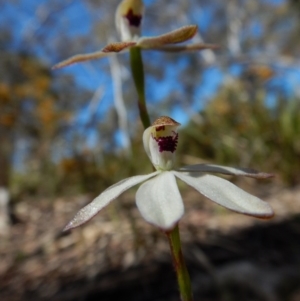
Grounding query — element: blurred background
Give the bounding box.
[0,0,300,300]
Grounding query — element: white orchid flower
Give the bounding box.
[64,116,274,232]
[53,0,218,69]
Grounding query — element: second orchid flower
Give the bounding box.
[53,0,218,69]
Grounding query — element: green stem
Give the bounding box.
[166,224,194,301]
[129,47,151,129]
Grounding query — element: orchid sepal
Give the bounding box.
[173,171,274,218]
[137,25,198,48]
[52,42,136,70]
[63,171,159,231]
[179,164,274,179]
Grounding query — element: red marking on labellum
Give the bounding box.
[125,9,142,27]
[156,126,165,131]
[155,132,178,153]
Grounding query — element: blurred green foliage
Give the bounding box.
[11,129,150,199]
[12,80,300,200]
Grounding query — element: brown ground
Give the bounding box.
[1,181,300,301]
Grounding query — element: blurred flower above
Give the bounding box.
[64,116,274,232]
[53,0,217,69]
[115,0,144,41]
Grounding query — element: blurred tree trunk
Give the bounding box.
[0,128,13,236]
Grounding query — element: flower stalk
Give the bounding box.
[166,224,193,301]
[129,47,151,129]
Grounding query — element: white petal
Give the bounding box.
[64,172,159,231]
[173,171,274,218]
[179,164,273,179]
[136,171,184,229]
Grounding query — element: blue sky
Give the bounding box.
[2,0,300,151]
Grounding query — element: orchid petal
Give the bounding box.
[179,164,274,179]
[145,43,219,52]
[173,171,274,218]
[64,172,159,231]
[137,25,197,48]
[52,42,135,69]
[136,171,184,229]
